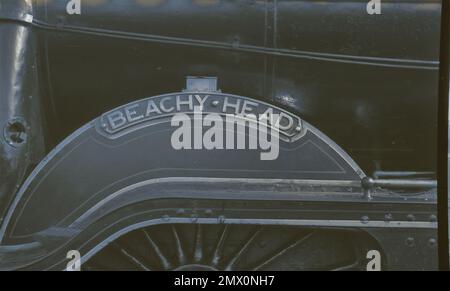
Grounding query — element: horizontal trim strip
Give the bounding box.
[70,177,364,226]
[19,18,439,70]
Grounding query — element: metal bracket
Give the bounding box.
[185,76,219,92]
[361,176,437,200]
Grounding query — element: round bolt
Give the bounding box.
[218,215,226,224]
[406,214,416,222]
[405,237,415,247]
[361,216,370,224]
[211,100,220,107]
[428,238,437,248]
[429,215,437,222]
[361,177,374,189]
[191,214,198,223]
[3,119,27,147]
[384,213,393,222]
[295,126,302,132]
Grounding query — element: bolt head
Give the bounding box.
[429,215,437,222]
[3,119,27,147]
[361,216,370,224]
[428,238,437,248]
[384,213,393,222]
[405,237,415,247]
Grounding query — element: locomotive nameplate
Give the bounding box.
[98,93,304,141]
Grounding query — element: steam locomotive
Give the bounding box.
[0,0,441,270]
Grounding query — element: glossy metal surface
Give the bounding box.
[26,0,440,174]
[0,22,46,223]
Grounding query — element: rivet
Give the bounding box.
[384,213,393,222]
[3,119,27,147]
[428,238,437,248]
[429,215,437,222]
[405,237,415,247]
[361,216,370,224]
[218,215,226,223]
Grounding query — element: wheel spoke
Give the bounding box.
[193,224,203,262]
[224,227,262,271]
[331,239,361,271]
[172,225,187,265]
[112,243,151,271]
[252,231,316,271]
[142,229,172,270]
[211,225,229,266]
[330,260,360,271]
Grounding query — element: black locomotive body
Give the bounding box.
[0,0,441,270]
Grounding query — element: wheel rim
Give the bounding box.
[83,224,372,271]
